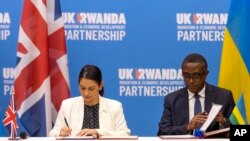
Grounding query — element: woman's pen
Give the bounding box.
[64,118,69,127]
[64,117,72,136]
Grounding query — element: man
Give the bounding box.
[157,53,235,137]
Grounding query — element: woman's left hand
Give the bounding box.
[76,129,99,138]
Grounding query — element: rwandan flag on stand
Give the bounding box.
[218,0,250,124]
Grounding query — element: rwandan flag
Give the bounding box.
[230,94,248,124]
[218,0,250,124]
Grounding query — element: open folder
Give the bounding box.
[203,127,230,138]
[56,136,95,140]
[56,136,138,140]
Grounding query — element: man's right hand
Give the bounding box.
[187,112,208,131]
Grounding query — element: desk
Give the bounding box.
[0,137,230,141]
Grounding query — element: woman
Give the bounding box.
[49,65,131,137]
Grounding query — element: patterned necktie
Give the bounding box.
[194,94,201,115]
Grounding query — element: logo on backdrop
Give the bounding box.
[176,13,227,42]
[118,68,184,96]
[63,12,126,41]
[0,12,11,41]
[2,67,14,95]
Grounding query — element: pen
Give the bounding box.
[64,117,69,127]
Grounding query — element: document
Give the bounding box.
[159,134,196,139]
[56,136,95,140]
[56,136,138,140]
[200,103,222,131]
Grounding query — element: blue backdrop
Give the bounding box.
[0,0,231,136]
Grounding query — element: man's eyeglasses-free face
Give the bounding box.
[182,72,206,80]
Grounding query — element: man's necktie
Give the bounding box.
[194,94,201,115]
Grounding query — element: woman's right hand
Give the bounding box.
[59,126,72,137]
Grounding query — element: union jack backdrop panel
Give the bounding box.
[14,0,70,136]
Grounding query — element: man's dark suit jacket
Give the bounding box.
[157,83,235,136]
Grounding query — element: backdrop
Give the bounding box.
[0,0,231,136]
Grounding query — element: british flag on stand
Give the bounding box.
[14,0,70,136]
[2,94,18,139]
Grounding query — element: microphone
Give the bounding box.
[20,132,28,139]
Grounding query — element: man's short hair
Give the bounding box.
[181,53,208,71]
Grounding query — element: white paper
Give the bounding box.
[200,103,222,131]
[56,136,95,140]
[160,135,196,139]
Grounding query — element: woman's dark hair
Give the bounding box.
[78,65,104,96]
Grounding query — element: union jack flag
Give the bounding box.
[14,0,70,136]
[2,94,18,139]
